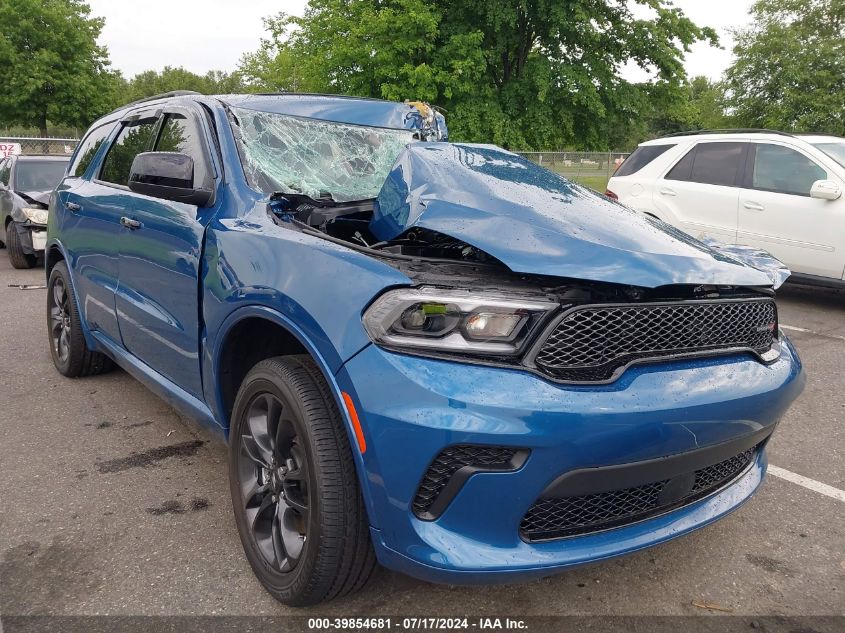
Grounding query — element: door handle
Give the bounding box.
[120,216,142,230]
[65,201,81,213]
[659,187,677,196]
[743,201,765,211]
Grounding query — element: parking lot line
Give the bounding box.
[768,465,845,502]
[781,324,845,343]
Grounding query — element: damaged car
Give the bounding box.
[0,154,69,268]
[46,92,804,606]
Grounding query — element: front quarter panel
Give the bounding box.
[201,204,411,426]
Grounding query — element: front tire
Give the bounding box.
[7,222,36,269]
[229,356,376,606]
[47,261,113,377]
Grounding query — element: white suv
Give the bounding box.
[607,131,845,286]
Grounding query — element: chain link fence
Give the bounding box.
[0,136,79,158]
[514,151,629,191]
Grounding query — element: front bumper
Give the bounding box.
[30,226,47,252]
[12,221,47,254]
[336,335,804,584]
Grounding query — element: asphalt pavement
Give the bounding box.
[0,254,842,620]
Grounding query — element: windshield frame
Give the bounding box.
[230,106,417,204]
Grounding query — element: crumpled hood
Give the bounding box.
[370,143,777,288]
[19,190,51,206]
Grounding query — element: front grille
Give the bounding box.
[520,445,758,541]
[413,445,518,517]
[533,299,776,383]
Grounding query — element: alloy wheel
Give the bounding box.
[238,392,311,572]
[48,277,71,364]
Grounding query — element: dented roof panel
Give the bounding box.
[370,143,776,288]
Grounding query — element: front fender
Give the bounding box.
[201,210,411,375]
[205,304,386,528]
[200,209,416,531]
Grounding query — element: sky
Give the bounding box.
[87,0,755,82]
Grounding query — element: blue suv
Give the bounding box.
[47,91,805,605]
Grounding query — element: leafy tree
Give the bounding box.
[120,66,246,103]
[240,0,717,150]
[0,0,114,135]
[725,0,845,135]
[239,17,313,92]
[689,76,729,129]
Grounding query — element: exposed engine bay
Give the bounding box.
[271,193,497,265]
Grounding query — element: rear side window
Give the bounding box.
[99,118,159,186]
[751,144,826,196]
[69,122,114,177]
[614,144,675,177]
[666,142,745,186]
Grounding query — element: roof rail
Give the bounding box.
[104,90,203,117]
[659,128,798,139]
[124,90,202,107]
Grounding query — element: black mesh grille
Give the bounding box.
[413,445,518,516]
[534,299,776,382]
[520,445,759,541]
[692,446,756,493]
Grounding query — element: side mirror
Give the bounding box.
[128,152,214,207]
[810,179,842,201]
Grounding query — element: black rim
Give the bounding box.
[49,276,71,364]
[238,392,310,572]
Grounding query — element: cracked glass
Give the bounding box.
[232,107,416,203]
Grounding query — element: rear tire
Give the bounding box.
[229,355,376,606]
[7,222,36,269]
[47,261,113,377]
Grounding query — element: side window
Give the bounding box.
[751,144,826,196]
[0,159,10,186]
[614,144,675,177]
[666,142,745,186]
[98,118,159,186]
[154,112,210,186]
[69,122,115,178]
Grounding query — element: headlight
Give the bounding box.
[363,287,557,356]
[22,207,49,225]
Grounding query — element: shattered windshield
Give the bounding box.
[232,107,416,203]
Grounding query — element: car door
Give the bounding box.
[54,115,154,344]
[114,104,219,398]
[652,141,748,243]
[736,142,844,279]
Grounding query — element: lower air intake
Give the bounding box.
[520,445,758,541]
[413,445,524,519]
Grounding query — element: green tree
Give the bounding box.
[240,0,717,150]
[120,66,246,103]
[725,0,845,135]
[689,76,729,129]
[0,0,114,135]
